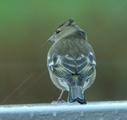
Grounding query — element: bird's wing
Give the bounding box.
[47,51,95,86]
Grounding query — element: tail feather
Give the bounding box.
[68,86,87,104]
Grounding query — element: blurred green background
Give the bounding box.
[0,0,127,104]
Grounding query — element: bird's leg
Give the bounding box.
[57,90,65,103]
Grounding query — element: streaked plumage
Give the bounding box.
[47,19,96,104]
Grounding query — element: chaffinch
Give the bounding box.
[47,19,96,104]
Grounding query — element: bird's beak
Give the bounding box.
[48,34,55,42]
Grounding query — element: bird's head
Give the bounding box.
[48,19,84,42]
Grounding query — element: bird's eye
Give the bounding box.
[55,29,61,34]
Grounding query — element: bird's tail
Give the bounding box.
[67,86,87,104]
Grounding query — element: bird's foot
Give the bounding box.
[57,98,66,103]
[51,99,66,104]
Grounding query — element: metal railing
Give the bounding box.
[0,101,127,120]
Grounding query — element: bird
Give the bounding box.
[47,19,96,104]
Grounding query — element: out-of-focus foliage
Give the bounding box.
[0,0,127,104]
